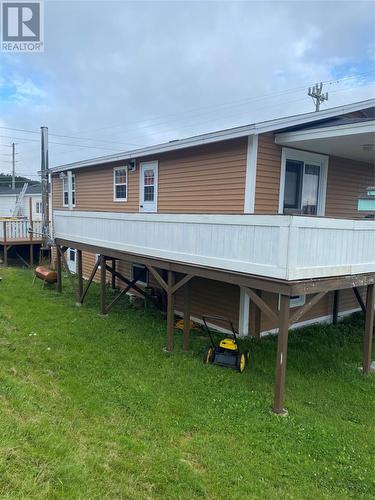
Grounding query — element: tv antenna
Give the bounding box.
[308,83,328,112]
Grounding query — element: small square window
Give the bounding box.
[289,295,306,308]
[278,294,306,310]
[132,264,148,286]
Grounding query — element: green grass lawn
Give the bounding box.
[0,267,374,499]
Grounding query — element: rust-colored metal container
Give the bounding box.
[35,266,57,284]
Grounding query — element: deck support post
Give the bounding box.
[100,255,107,315]
[273,294,290,415]
[111,258,116,290]
[29,244,34,266]
[77,249,83,301]
[363,284,374,375]
[147,266,193,352]
[332,290,340,325]
[166,270,175,352]
[56,246,62,292]
[80,256,101,304]
[182,280,191,351]
[3,245,7,267]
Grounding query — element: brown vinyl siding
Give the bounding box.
[52,175,63,209]
[325,157,375,218]
[52,138,248,214]
[158,138,247,213]
[254,133,282,214]
[175,278,240,329]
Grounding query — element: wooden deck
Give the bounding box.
[0,219,44,265]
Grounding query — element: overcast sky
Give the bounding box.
[0,0,374,181]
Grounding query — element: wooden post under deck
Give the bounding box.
[332,290,340,325]
[111,259,116,290]
[363,284,375,375]
[273,294,290,415]
[77,249,83,301]
[3,221,7,267]
[166,270,175,352]
[29,244,34,266]
[56,246,62,292]
[182,280,191,351]
[100,255,107,315]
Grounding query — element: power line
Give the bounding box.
[0,126,144,147]
[0,134,123,151]
[0,70,374,148]
[83,70,375,136]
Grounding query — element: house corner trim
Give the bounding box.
[244,134,258,213]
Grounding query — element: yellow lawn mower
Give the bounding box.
[202,315,249,373]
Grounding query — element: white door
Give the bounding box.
[140,162,158,213]
[67,248,76,273]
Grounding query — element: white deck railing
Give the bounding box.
[0,219,43,242]
[53,210,375,280]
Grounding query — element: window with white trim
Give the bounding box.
[35,201,42,214]
[63,176,69,206]
[281,149,328,216]
[71,174,76,206]
[289,295,306,308]
[63,174,76,207]
[69,248,76,263]
[278,294,306,309]
[114,167,127,201]
[67,248,77,273]
[132,263,148,286]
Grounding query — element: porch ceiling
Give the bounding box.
[275,121,375,163]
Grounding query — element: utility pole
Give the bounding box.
[40,126,50,244]
[308,83,328,112]
[12,142,15,189]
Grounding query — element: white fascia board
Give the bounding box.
[275,120,375,144]
[50,99,375,174]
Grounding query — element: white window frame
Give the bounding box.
[278,148,328,216]
[71,173,76,208]
[62,172,76,208]
[35,201,42,214]
[132,263,148,286]
[113,166,128,202]
[63,176,69,207]
[67,248,77,273]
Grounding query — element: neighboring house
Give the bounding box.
[50,99,375,414]
[0,185,44,220]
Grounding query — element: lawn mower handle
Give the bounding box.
[201,315,239,342]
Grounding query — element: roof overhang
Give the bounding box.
[275,120,375,163]
[50,98,375,173]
